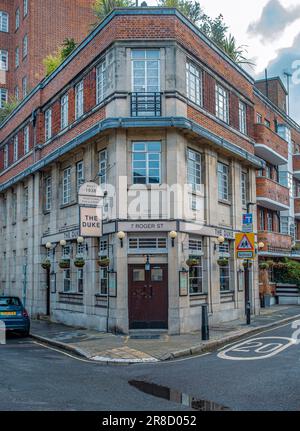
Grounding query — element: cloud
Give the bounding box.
[256,32,300,123]
[248,0,300,42]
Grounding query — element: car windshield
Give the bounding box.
[0,297,21,307]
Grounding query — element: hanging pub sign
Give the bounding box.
[78,182,104,206]
[79,206,102,237]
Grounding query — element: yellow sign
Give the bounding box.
[235,233,255,260]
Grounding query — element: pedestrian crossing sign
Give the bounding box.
[235,233,255,259]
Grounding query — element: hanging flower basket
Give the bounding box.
[59,258,70,269]
[266,260,274,268]
[74,256,85,268]
[41,258,51,270]
[186,258,199,267]
[259,262,269,270]
[217,257,229,267]
[97,258,110,267]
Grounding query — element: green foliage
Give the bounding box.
[222,34,255,66]
[0,97,20,124]
[273,259,300,286]
[43,38,77,76]
[92,0,134,22]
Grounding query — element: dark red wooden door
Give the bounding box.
[128,264,168,329]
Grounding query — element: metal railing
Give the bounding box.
[130,92,162,117]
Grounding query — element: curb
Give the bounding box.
[30,313,300,364]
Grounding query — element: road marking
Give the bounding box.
[32,341,99,364]
[217,336,297,361]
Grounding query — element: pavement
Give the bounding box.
[30,305,300,364]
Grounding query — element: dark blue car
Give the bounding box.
[0,296,30,337]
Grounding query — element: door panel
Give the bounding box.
[128,264,168,329]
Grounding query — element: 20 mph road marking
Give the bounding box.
[217,337,296,361]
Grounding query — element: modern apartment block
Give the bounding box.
[0,8,299,334]
[0,0,94,105]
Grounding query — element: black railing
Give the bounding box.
[131,92,162,117]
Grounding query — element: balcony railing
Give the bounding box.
[256,176,290,211]
[258,231,292,254]
[131,92,162,117]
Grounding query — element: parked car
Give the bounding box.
[0,296,30,337]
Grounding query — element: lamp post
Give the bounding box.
[169,231,178,247]
[45,242,52,316]
[117,231,126,248]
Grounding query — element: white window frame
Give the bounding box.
[215,84,229,123]
[239,101,247,134]
[63,269,71,292]
[15,86,19,101]
[3,143,8,169]
[98,149,107,188]
[62,167,71,205]
[13,135,18,162]
[24,125,29,154]
[128,237,167,254]
[23,186,28,219]
[186,61,203,106]
[0,11,9,33]
[218,162,229,201]
[45,108,52,141]
[76,160,84,191]
[23,34,28,58]
[187,148,201,193]
[77,268,84,293]
[241,171,247,208]
[132,141,161,185]
[15,8,20,30]
[22,76,27,98]
[131,49,160,93]
[220,263,230,292]
[96,60,106,104]
[0,88,7,108]
[75,81,84,119]
[0,49,8,71]
[15,47,19,68]
[23,0,28,17]
[189,255,203,295]
[256,113,262,124]
[61,93,68,130]
[45,176,52,211]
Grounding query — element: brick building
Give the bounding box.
[0,7,299,333]
[0,0,94,104]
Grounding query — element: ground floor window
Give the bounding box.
[189,256,203,294]
[220,264,230,292]
[100,265,108,295]
[63,269,71,292]
[77,269,84,293]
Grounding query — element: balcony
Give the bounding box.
[294,197,300,219]
[293,154,300,180]
[256,177,290,211]
[254,124,288,165]
[258,231,292,256]
[130,92,162,117]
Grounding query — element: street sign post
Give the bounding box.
[242,213,253,233]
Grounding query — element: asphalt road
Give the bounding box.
[1,320,300,411]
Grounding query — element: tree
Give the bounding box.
[43,38,77,76]
[92,0,134,22]
[0,97,20,124]
[222,34,255,66]
[157,0,205,24]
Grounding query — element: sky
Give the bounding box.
[147,0,300,123]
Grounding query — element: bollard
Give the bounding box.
[201,304,209,341]
[246,301,251,325]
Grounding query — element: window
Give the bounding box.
[132,141,161,184]
[0,11,8,32]
[61,94,68,129]
[128,237,167,250]
[23,0,28,17]
[63,269,71,292]
[131,49,160,93]
[3,144,8,169]
[75,81,84,119]
[76,161,84,191]
[265,164,271,179]
[99,265,108,295]
[62,167,71,205]
[2,196,7,225]
[280,216,289,235]
[215,84,229,123]
[12,192,17,223]
[45,176,52,211]
[267,211,273,232]
[22,76,27,98]
[259,208,265,231]
[15,86,19,100]
[0,50,8,70]
[256,113,262,123]
[189,239,202,253]
[187,148,201,192]
[241,171,247,207]
[219,240,230,254]
[189,256,203,295]
[218,162,229,201]
[13,135,18,162]
[96,60,106,104]
[45,108,52,141]
[265,118,271,128]
[77,242,85,256]
[98,149,107,188]
[15,8,20,30]
[239,101,247,134]
[0,88,7,108]
[24,126,29,154]
[23,186,28,219]
[186,62,202,106]
[77,269,84,293]
[15,47,19,68]
[23,34,28,58]
[220,263,230,292]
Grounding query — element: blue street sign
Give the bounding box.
[243,213,253,225]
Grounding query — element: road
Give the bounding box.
[1,320,300,411]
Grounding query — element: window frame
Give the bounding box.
[45,176,52,212]
[241,171,247,208]
[76,160,84,191]
[187,148,201,193]
[24,125,29,154]
[23,186,28,219]
[132,141,161,185]
[0,88,7,108]
[188,255,203,295]
[0,49,8,71]
[61,93,69,130]
[215,84,229,123]
[186,61,203,106]
[0,11,9,33]
[15,8,20,30]
[131,49,160,93]
[23,34,28,58]
[218,162,229,202]
[62,167,71,205]
[239,100,247,134]
[45,108,52,141]
[75,80,84,120]
[13,135,18,162]
[3,143,8,169]
[23,0,28,17]
[22,76,27,98]
[96,60,106,104]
